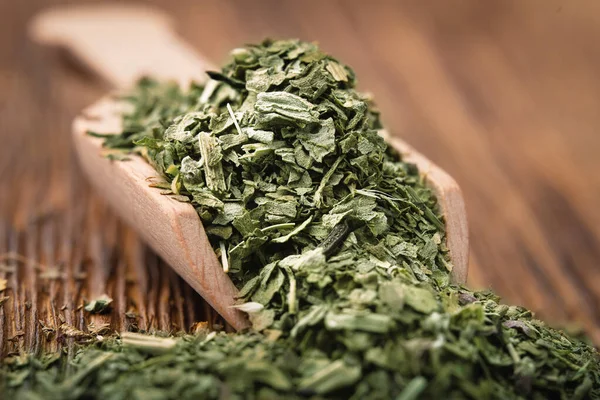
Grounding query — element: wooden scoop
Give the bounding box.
[30,5,468,331]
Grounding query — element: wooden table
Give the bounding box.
[1,0,599,356]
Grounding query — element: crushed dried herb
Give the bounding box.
[1,39,598,399]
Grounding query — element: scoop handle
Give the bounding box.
[29,4,213,87]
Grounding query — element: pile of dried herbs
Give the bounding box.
[2,39,599,399]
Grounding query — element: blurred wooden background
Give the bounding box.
[1,0,599,357]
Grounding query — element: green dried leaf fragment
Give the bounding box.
[236,275,261,300]
[403,285,438,314]
[291,304,329,338]
[245,127,275,143]
[244,361,292,391]
[419,236,439,262]
[230,234,269,259]
[379,280,405,312]
[219,131,249,150]
[255,92,319,127]
[297,359,361,395]
[249,308,275,331]
[233,211,260,237]
[252,269,285,305]
[271,215,313,244]
[322,210,352,229]
[396,376,427,400]
[392,241,420,259]
[324,311,393,333]
[279,248,327,272]
[198,132,227,194]
[84,294,112,314]
[212,202,245,225]
[325,60,349,82]
[298,118,336,163]
[314,156,343,208]
[289,61,333,100]
[348,288,377,305]
[205,225,232,239]
[164,112,206,143]
[191,189,224,211]
[246,67,286,92]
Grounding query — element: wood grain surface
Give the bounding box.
[1,0,599,357]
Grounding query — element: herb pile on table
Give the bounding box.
[2,40,598,400]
